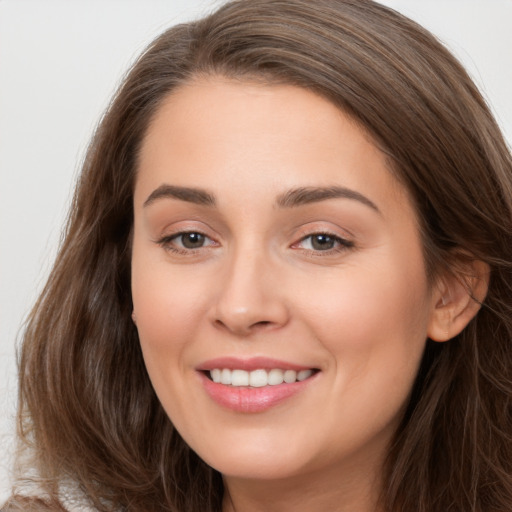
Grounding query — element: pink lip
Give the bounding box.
[196,357,319,413]
[197,356,312,372]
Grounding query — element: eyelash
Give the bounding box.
[155,231,354,256]
[156,231,217,255]
[292,232,354,255]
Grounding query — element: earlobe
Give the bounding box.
[427,259,489,342]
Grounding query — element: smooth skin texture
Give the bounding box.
[131,78,485,512]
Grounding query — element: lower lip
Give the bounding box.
[199,372,318,413]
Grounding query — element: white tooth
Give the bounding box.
[211,368,221,383]
[297,369,313,381]
[249,369,268,387]
[221,368,232,385]
[231,369,249,386]
[283,370,297,383]
[268,369,284,385]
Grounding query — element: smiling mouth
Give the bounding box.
[206,368,319,387]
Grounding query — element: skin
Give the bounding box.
[131,77,462,512]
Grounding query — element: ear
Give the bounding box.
[131,311,137,325]
[427,259,489,342]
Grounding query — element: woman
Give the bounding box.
[5,0,512,510]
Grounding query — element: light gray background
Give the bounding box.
[1,0,511,502]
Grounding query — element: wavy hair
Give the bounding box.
[7,1,512,511]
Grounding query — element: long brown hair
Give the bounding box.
[8,1,512,511]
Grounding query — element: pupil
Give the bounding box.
[182,233,205,249]
[312,234,334,251]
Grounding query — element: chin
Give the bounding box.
[209,454,308,481]
[183,430,307,480]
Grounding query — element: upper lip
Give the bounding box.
[196,356,316,372]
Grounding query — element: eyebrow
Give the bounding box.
[275,186,380,213]
[143,183,379,213]
[143,184,216,207]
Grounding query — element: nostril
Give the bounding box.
[213,318,274,335]
[251,320,272,330]
[213,319,235,332]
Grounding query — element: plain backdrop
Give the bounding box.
[1,0,511,502]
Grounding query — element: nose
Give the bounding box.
[211,249,290,337]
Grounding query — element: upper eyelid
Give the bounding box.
[292,225,353,242]
[292,219,354,236]
[158,230,216,244]
[155,223,216,239]
[293,232,353,247]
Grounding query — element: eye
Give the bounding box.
[295,233,353,253]
[174,232,209,249]
[156,231,217,253]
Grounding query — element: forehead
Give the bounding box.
[135,77,410,218]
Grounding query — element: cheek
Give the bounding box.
[297,254,431,371]
[305,261,430,426]
[131,250,210,376]
[131,267,207,426]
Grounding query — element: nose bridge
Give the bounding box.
[212,238,288,335]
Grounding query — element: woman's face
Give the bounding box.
[131,78,439,483]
